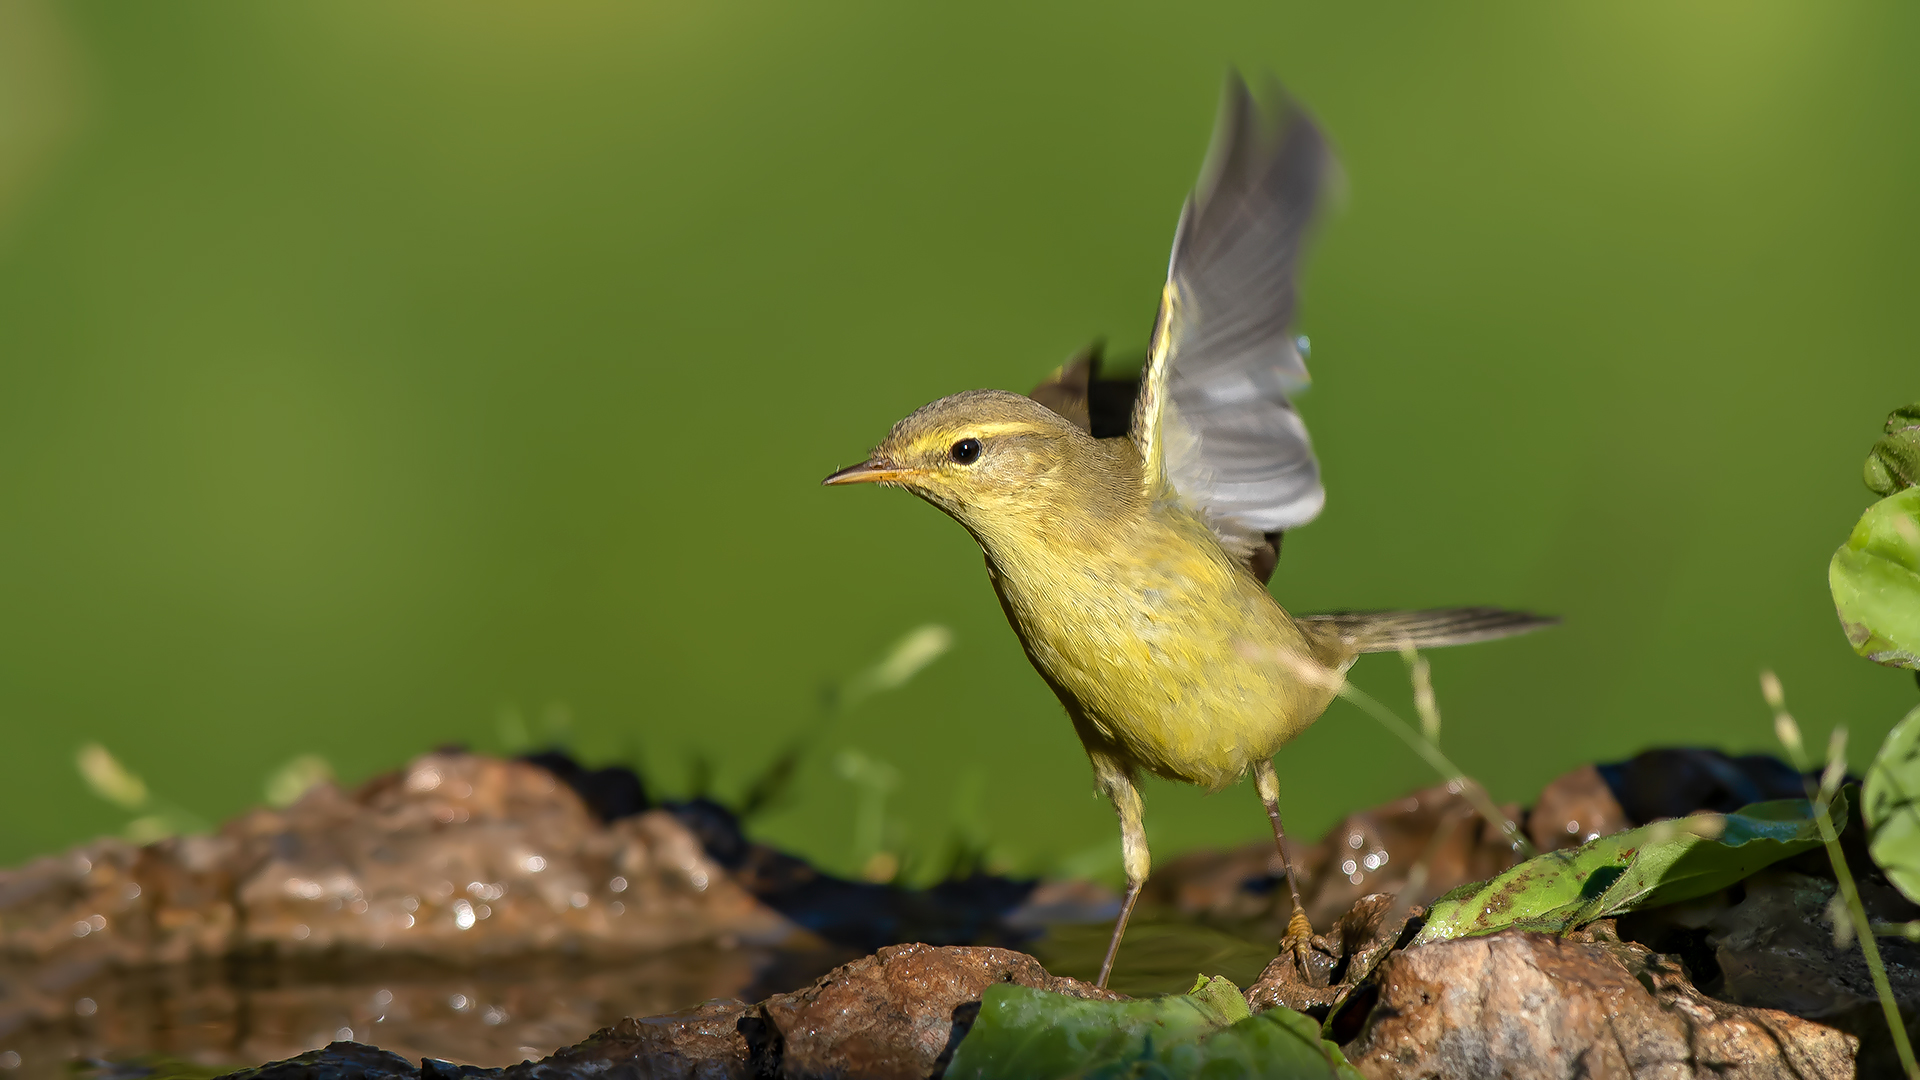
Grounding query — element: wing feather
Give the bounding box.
[1132,76,1334,557]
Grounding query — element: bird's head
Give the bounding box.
[822,389,1095,532]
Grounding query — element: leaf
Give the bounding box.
[1414,796,1838,944]
[1866,705,1920,905]
[1830,487,1920,670]
[944,981,1360,1080]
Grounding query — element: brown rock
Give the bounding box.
[519,998,754,1079]
[1527,763,1633,852]
[749,943,1121,1080]
[0,752,801,970]
[1148,782,1523,929]
[1244,893,1416,1015]
[1345,930,1856,1079]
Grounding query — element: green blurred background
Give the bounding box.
[2,1,1915,879]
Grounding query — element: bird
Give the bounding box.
[822,74,1555,988]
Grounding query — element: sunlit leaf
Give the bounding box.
[1414,796,1837,944]
[945,977,1360,1080]
[1830,487,1920,670]
[1865,705,1920,905]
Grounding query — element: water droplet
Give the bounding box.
[453,900,475,930]
[1341,859,1357,876]
[71,921,91,938]
[291,924,311,940]
[373,990,393,1008]
[75,998,97,1017]
[1565,820,1581,834]
[1295,335,1311,359]
[0,1050,20,1069]
[523,855,547,873]
[1346,832,1364,850]
[449,994,471,1011]
[608,876,628,893]
[569,892,589,909]
[336,1027,354,1042]
[483,1006,509,1026]
[608,901,624,916]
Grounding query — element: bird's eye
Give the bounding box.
[949,438,982,465]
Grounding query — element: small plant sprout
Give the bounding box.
[265,754,334,809]
[1763,670,1919,1080]
[835,748,903,882]
[738,623,955,822]
[1399,641,1441,747]
[77,742,148,810]
[840,624,954,712]
[75,742,207,843]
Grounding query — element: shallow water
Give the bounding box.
[1031,911,1279,1000]
[0,946,863,1079]
[2,916,1283,1077]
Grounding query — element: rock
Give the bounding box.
[1527,763,1633,851]
[1146,751,1812,933]
[746,943,1121,1079]
[0,752,800,970]
[513,998,753,1079]
[1343,929,1857,1079]
[217,1041,421,1079]
[1596,748,1808,825]
[1696,870,1920,1077]
[1148,781,1523,928]
[1244,894,1417,1016]
[663,798,1040,952]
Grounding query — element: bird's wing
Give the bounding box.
[1131,75,1334,565]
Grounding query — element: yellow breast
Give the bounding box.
[985,505,1340,790]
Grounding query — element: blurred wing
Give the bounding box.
[1132,76,1334,563]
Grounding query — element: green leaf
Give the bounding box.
[1830,487,1920,670]
[1414,796,1838,944]
[1866,705,1920,905]
[945,981,1360,1080]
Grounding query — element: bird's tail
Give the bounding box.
[1296,607,1558,654]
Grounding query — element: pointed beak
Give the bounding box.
[821,458,915,486]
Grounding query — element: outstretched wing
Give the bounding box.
[1131,75,1334,566]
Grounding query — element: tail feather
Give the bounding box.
[1298,607,1558,653]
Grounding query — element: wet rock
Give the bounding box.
[1148,781,1524,928]
[1688,870,1920,1076]
[1527,763,1633,851]
[1343,929,1856,1079]
[747,943,1121,1080]
[661,798,1040,953]
[1597,747,1808,825]
[216,1041,420,1079]
[518,998,753,1079]
[205,947,1117,1080]
[1147,751,1812,931]
[1243,894,1417,1017]
[0,752,799,970]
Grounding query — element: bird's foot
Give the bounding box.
[1279,908,1340,987]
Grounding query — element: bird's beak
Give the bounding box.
[822,458,915,486]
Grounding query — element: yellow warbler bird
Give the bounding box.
[823,75,1553,987]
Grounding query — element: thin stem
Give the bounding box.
[1813,789,1915,1077]
[1767,681,1919,1080]
[1337,682,1536,860]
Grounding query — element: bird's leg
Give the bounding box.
[1092,754,1148,990]
[1254,757,1314,969]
